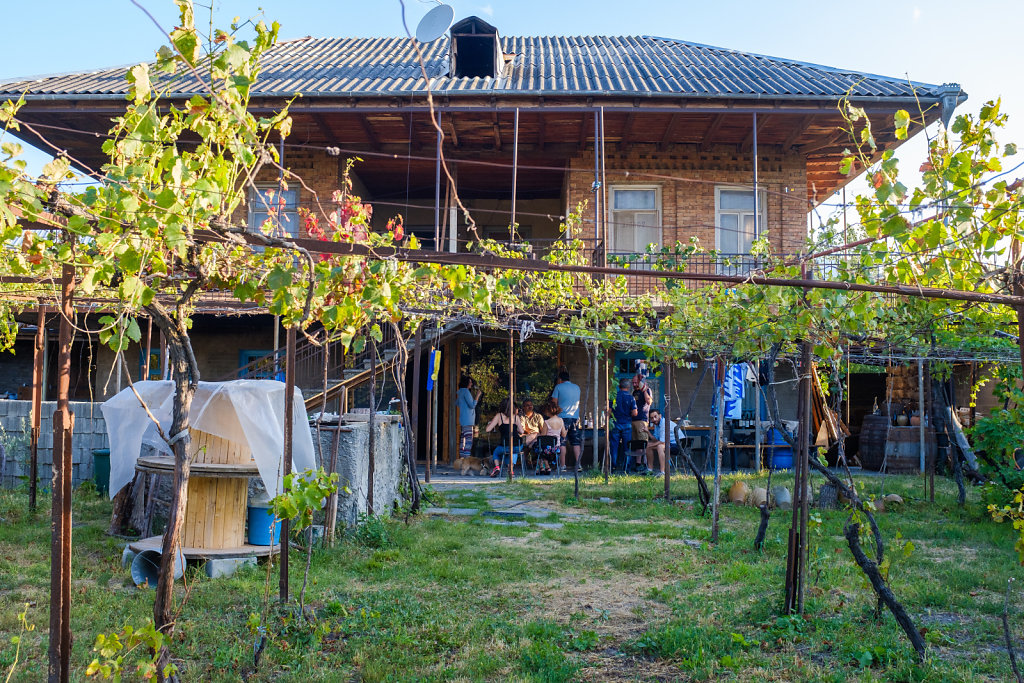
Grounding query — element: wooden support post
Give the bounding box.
[507,333,515,482]
[323,426,342,544]
[48,263,74,683]
[754,360,762,471]
[785,339,812,614]
[412,325,425,482]
[664,360,672,502]
[279,325,296,604]
[367,338,377,512]
[918,360,926,478]
[29,306,45,511]
[711,357,725,544]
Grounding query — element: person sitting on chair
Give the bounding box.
[537,398,566,475]
[520,399,545,467]
[486,398,522,477]
[647,409,677,476]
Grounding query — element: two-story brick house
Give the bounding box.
[0,16,963,465]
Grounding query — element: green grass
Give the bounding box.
[1,471,1022,681]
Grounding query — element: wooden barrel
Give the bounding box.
[858,416,935,473]
[180,430,254,549]
[858,414,889,470]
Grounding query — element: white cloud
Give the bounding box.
[912,6,922,21]
[479,4,494,16]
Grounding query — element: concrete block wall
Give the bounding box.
[0,400,108,489]
[315,414,405,529]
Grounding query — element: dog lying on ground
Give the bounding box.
[453,456,488,476]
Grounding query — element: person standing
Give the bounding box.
[631,379,654,473]
[551,370,582,472]
[607,378,637,472]
[456,376,481,461]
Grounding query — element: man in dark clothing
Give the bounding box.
[608,378,637,471]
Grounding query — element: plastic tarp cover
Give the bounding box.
[101,380,315,499]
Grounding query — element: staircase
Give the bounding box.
[217,323,456,413]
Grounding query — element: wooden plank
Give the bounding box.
[128,535,279,559]
[136,456,259,477]
[700,114,726,151]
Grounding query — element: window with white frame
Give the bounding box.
[609,186,661,255]
[248,185,299,237]
[715,187,765,256]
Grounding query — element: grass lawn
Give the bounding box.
[1,471,1022,681]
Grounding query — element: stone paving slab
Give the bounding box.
[422,507,480,517]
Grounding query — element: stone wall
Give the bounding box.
[315,414,406,528]
[0,400,108,489]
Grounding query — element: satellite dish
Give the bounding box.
[415,3,454,43]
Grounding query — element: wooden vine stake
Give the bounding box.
[48,261,74,683]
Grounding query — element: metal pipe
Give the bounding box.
[143,317,153,380]
[200,232,1024,308]
[434,111,442,250]
[367,338,377,510]
[752,112,759,239]
[599,106,608,267]
[23,97,945,112]
[511,108,519,236]
[279,325,296,603]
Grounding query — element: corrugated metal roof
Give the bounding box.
[0,34,947,101]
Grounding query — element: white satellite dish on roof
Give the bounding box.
[415,3,454,43]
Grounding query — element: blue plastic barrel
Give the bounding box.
[767,428,794,470]
[247,505,281,545]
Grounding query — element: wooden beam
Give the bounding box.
[491,112,502,151]
[621,112,637,149]
[799,129,847,155]
[312,113,339,143]
[538,112,546,151]
[659,113,683,151]
[741,113,771,152]
[357,115,380,150]
[446,113,460,148]
[783,115,815,149]
[700,114,726,152]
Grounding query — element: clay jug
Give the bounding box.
[748,487,768,508]
[772,486,792,510]
[896,414,909,427]
[728,480,750,504]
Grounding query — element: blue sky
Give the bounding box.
[1,0,1021,200]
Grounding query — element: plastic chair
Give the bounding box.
[534,435,558,475]
[628,439,648,473]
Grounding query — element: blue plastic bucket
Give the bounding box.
[247,505,280,545]
[767,428,794,470]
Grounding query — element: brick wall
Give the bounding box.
[565,144,808,256]
[0,400,108,489]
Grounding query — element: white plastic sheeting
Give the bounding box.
[101,380,315,499]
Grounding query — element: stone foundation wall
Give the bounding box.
[315,414,406,529]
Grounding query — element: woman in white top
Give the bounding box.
[538,398,567,474]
